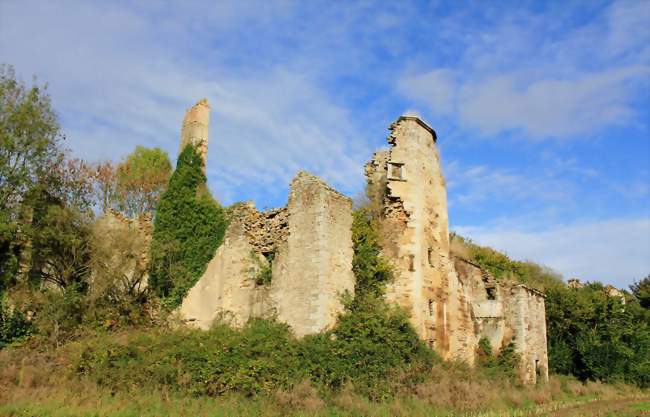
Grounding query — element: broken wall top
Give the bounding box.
[227,171,351,257]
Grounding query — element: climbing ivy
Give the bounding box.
[148,144,228,308]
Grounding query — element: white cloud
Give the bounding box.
[458,66,649,137]
[398,69,455,114]
[455,217,650,289]
[399,0,650,139]
[0,0,370,205]
[444,160,573,207]
[401,64,649,139]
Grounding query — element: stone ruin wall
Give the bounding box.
[454,258,549,384]
[365,117,549,380]
[179,172,355,337]
[173,98,549,383]
[269,173,355,336]
[504,285,549,384]
[365,116,476,363]
[92,209,153,288]
[180,98,210,170]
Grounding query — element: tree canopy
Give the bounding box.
[0,65,63,214]
[115,146,171,217]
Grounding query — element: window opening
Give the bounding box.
[388,162,404,180]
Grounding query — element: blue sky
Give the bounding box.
[1,0,649,288]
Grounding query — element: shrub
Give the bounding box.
[0,296,33,349]
[475,336,520,380]
[301,297,434,399]
[75,206,434,400]
[476,336,492,366]
[34,283,87,345]
[253,252,273,286]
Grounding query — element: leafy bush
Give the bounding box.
[475,336,519,379]
[0,296,33,348]
[76,206,433,399]
[77,319,305,396]
[546,283,650,387]
[302,298,434,399]
[33,283,87,344]
[76,306,433,400]
[476,336,493,366]
[148,144,228,308]
[253,252,273,286]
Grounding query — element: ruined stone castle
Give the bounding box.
[177,99,549,384]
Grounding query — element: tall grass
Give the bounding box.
[1,333,645,417]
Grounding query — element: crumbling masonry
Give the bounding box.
[177,100,549,384]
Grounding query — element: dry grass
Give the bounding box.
[0,341,646,417]
[450,234,472,259]
[274,380,325,412]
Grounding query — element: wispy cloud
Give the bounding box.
[1,0,648,288]
[0,0,372,205]
[455,217,650,288]
[445,160,573,208]
[399,1,650,139]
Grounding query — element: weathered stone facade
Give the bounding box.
[179,172,355,337]
[175,100,548,384]
[365,116,475,362]
[365,116,549,383]
[454,258,549,384]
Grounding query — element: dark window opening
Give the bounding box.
[408,254,415,272]
[486,287,497,300]
[428,299,435,316]
[482,273,497,300]
[428,248,435,267]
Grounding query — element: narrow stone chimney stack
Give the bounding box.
[179,98,210,171]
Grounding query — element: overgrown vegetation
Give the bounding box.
[449,234,650,388]
[0,295,33,349]
[253,251,274,286]
[351,208,392,299]
[74,206,433,400]
[450,233,563,291]
[476,336,519,379]
[148,144,228,307]
[546,282,650,388]
[0,64,648,415]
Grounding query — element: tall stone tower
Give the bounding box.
[179,98,210,171]
[365,116,475,362]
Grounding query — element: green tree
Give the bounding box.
[0,65,63,213]
[0,65,64,291]
[546,282,650,387]
[630,275,650,309]
[116,146,172,217]
[148,143,227,307]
